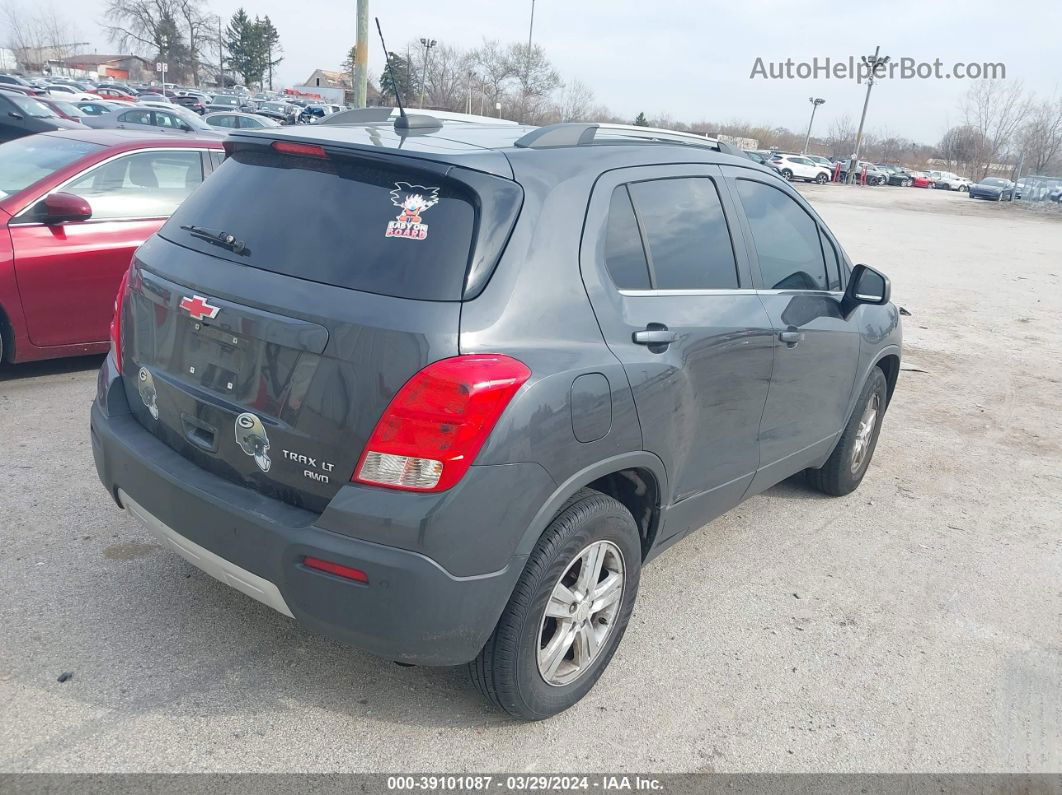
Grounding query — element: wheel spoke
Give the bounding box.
[573,622,599,667]
[590,571,622,613]
[576,543,605,595]
[540,620,576,679]
[544,583,577,618]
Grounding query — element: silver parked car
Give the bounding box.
[202,111,281,130]
[83,105,221,136]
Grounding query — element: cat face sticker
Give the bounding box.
[385,182,440,241]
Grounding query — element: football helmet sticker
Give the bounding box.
[137,367,159,420]
[234,412,271,472]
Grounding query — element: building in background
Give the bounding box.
[299,68,381,106]
[60,54,153,82]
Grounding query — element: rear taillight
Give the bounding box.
[109,268,131,373]
[353,355,531,492]
[271,140,327,158]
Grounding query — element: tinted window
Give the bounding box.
[61,150,204,220]
[603,186,650,289]
[119,109,153,125]
[627,177,738,289]
[161,149,478,301]
[0,135,102,198]
[736,179,828,291]
[819,228,842,291]
[209,114,236,128]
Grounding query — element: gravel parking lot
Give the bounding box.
[1,184,1059,773]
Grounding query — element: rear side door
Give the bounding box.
[722,167,860,488]
[580,164,775,531]
[9,148,206,347]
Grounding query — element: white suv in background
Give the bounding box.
[770,153,832,183]
[927,170,971,191]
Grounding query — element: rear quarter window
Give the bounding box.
[160,149,478,301]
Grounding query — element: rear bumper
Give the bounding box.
[90,358,530,666]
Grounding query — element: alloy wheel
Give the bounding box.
[850,392,881,474]
[537,540,625,687]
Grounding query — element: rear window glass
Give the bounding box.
[161,149,476,301]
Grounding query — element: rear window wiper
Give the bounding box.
[180,225,250,256]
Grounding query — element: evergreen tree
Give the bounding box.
[379,51,417,105]
[634,112,649,127]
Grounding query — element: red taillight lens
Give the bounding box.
[271,140,327,158]
[109,268,131,373]
[303,556,369,583]
[353,355,531,492]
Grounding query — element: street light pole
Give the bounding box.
[803,97,825,155]
[849,45,889,184]
[526,0,536,80]
[418,37,436,109]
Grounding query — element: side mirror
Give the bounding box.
[842,264,891,315]
[36,192,92,225]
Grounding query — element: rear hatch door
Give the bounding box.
[121,136,518,512]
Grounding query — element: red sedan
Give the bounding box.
[0,129,224,364]
[908,171,936,189]
[91,87,136,103]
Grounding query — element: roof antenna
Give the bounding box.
[374,17,408,127]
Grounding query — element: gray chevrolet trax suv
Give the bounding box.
[91,119,901,720]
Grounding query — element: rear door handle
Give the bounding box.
[633,326,678,345]
[779,330,804,346]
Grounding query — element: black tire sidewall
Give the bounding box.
[834,368,888,493]
[507,495,641,719]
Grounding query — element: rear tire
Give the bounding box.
[806,368,888,497]
[469,489,641,720]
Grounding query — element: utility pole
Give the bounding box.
[849,45,889,184]
[353,0,368,107]
[418,37,435,108]
[802,97,825,155]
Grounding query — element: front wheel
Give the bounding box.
[815,172,829,184]
[959,184,969,192]
[806,368,887,496]
[901,178,911,187]
[781,168,793,181]
[469,489,641,720]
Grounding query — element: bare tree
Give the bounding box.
[827,113,856,158]
[554,79,594,122]
[505,42,560,123]
[938,125,981,173]
[103,0,194,83]
[2,0,80,73]
[174,0,211,86]
[419,42,472,111]
[1018,96,1062,174]
[960,79,1031,179]
[470,39,516,115]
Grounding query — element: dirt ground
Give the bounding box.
[0,183,1059,773]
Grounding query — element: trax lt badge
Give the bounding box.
[179,295,220,321]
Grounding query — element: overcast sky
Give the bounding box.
[30,0,1062,143]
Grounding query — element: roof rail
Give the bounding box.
[514,122,742,156]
